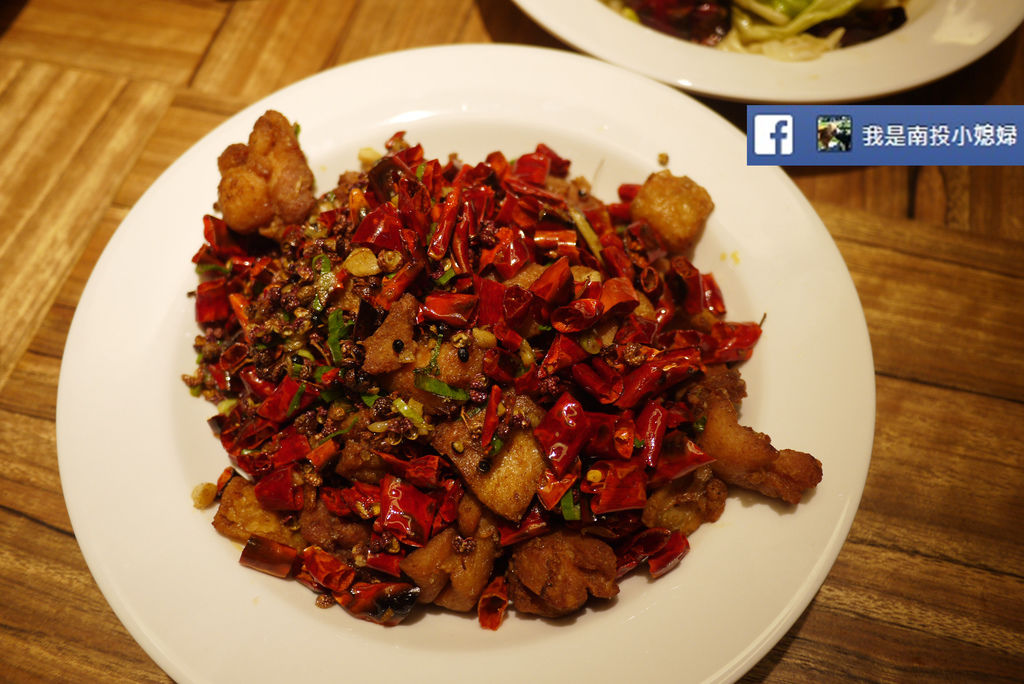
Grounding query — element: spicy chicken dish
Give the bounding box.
[184,110,822,628]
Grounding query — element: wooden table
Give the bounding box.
[1,2,1021,681]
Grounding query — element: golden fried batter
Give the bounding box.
[630,169,714,253]
[216,110,315,238]
[688,379,822,504]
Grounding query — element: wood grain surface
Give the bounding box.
[1,2,1021,682]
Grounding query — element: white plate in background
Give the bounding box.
[512,0,1024,102]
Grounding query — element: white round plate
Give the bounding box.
[57,44,874,684]
[512,0,1024,102]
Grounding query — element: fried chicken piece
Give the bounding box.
[361,293,420,375]
[298,488,370,554]
[216,110,315,238]
[212,476,304,548]
[400,493,500,611]
[506,530,619,618]
[630,169,714,254]
[431,395,546,522]
[642,464,728,536]
[687,378,822,504]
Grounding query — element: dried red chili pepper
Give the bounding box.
[533,228,577,250]
[671,256,726,316]
[535,143,571,177]
[195,278,231,323]
[477,576,509,630]
[401,454,445,489]
[551,298,603,333]
[431,478,463,536]
[536,459,581,511]
[585,411,636,460]
[599,277,640,318]
[615,347,703,409]
[646,531,690,578]
[533,392,590,476]
[511,151,550,185]
[374,258,424,309]
[427,187,461,261]
[300,546,356,593]
[366,543,406,577]
[306,438,338,470]
[570,362,623,405]
[200,214,246,260]
[618,182,641,201]
[474,276,505,326]
[214,466,235,497]
[615,527,672,578]
[649,438,715,488]
[485,227,531,279]
[481,347,518,385]
[239,535,298,578]
[638,265,664,300]
[501,284,535,328]
[336,581,420,626]
[614,313,658,345]
[538,334,589,378]
[480,384,503,450]
[496,504,550,546]
[352,202,405,253]
[378,474,438,547]
[583,460,647,515]
[702,320,762,363]
[270,430,311,467]
[257,376,318,423]
[450,201,476,274]
[253,465,303,511]
[339,481,381,520]
[528,256,573,307]
[635,401,668,468]
[418,292,478,328]
[238,366,275,400]
[319,486,352,517]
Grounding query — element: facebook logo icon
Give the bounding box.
[753,114,794,155]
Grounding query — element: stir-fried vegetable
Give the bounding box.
[601,0,907,58]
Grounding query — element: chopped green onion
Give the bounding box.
[319,387,344,403]
[295,349,316,363]
[195,263,230,275]
[559,490,581,521]
[327,309,352,364]
[361,393,381,408]
[216,398,238,415]
[418,335,444,377]
[312,253,332,273]
[413,374,469,401]
[569,207,604,266]
[318,415,359,445]
[488,437,505,458]
[633,437,643,449]
[286,384,306,416]
[693,416,707,433]
[393,397,430,435]
[435,268,456,285]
